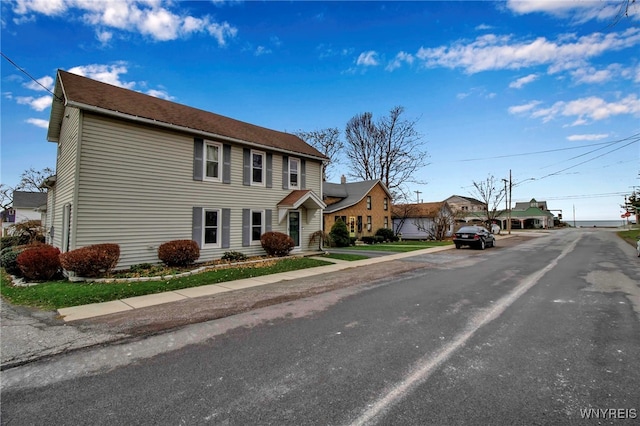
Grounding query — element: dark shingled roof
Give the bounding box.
[13,191,47,208]
[52,70,327,160]
[323,179,391,213]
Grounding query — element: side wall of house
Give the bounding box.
[323,184,391,238]
[50,106,80,251]
[75,113,323,269]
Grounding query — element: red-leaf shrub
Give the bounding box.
[158,240,200,266]
[59,243,120,277]
[16,244,61,281]
[260,231,294,257]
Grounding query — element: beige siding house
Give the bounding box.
[46,70,326,269]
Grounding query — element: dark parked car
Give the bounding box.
[453,225,496,250]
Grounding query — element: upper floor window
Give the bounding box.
[289,158,300,189]
[204,209,220,247]
[383,197,388,211]
[252,150,265,185]
[251,210,264,243]
[366,196,372,210]
[205,142,222,181]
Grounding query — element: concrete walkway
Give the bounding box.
[56,245,456,322]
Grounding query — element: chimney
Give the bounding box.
[341,175,346,184]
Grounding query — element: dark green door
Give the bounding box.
[289,211,300,247]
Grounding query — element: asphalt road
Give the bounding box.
[2,229,639,425]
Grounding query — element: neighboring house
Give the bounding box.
[1,191,47,236]
[45,70,327,269]
[444,195,487,223]
[323,176,392,239]
[392,201,455,240]
[506,198,555,229]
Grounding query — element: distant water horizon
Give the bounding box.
[567,220,632,228]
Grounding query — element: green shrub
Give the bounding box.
[60,243,121,277]
[260,232,295,257]
[1,248,23,276]
[330,219,350,247]
[129,263,155,273]
[222,251,248,262]
[1,235,27,250]
[158,240,200,267]
[16,244,61,281]
[375,228,397,242]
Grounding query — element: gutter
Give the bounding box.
[65,100,328,162]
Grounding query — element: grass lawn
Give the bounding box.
[617,227,640,248]
[338,240,453,253]
[0,257,332,311]
[322,253,370,261]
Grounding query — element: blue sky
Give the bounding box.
[1,0,639,221]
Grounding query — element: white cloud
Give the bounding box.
[508,100,542,115]
[16,95,51,111]
[415,28,640,75]
[566,133,609,141]
[206,21,237,46]
[357,51,379,67]
[509,73,539,89]
[514,95,640,124]
[24,75,54,92]
[13,0,66,16]
[254,46,272,56]
[26,117,49,128]
[67,63,136,89]
[144,89,172,100]
[12,0,238,45]
[505,0,639,22]
[96,30,113,44]
[386,51,414,71]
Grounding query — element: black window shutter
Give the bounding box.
[282,156,289,190]
[301,159,306,189]
[192,207,203,248]
[222,208,231,248]
[243,148,250,186]
[223,144,231,184]
[193,139,204,181]
[266,153,273,188]
[242,208,250,246]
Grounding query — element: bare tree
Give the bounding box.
[294,128,343,181]
[413,209,455,241]
[1,167,54,212]
[16,167,55,192]
[344,106,428,196]
[0,184,14,211]
[470,174,506,226]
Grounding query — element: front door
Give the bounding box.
[288,211,301,247]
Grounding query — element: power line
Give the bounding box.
[455,133,640,162]
[536,138,639,181]
[0,51,63,102]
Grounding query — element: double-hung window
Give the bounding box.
[384,197,388,211]
[205,142,222,181]
[366,196,372,210]
[251,210,264,244]
[203,209,220,247]
[289,158,300,189]
[252,150,265,185]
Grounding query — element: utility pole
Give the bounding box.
[501,178,508,232]
[414,190,422,204]
[507,170,512,235]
